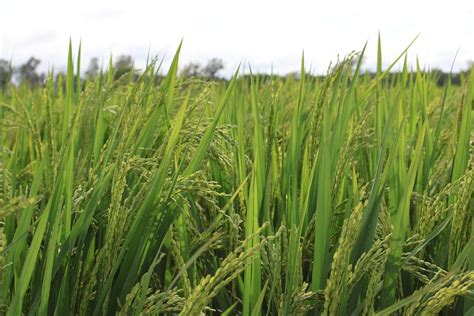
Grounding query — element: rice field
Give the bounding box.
[0,39,473,315]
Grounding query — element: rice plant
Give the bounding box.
[0,38,472,315]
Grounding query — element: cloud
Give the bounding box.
[1,0,472,76]
[82,8,127,21]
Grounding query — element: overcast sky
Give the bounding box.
[1,0,473,77]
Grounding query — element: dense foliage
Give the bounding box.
[0,40,473,315]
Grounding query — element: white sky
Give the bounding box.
[1,0,473,77]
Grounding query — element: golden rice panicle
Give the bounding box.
[180,224,269,315]
[412,272,474,315]
[170,225,193,297]
[448,161,473,267]
[0,225,5,300]
[323,200,365,315]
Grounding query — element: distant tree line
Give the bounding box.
[0,54,472,93]
[0,54,226,93]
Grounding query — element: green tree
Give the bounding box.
[0,59,13,92]
[180,58,224,79]
[85,57,100,80]
[202,58,224,78]
[181,62,201,78]
[18,57,44,87]
[114,55,134,80]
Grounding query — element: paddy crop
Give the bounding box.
[0,39,472,315]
